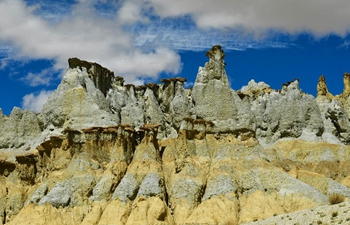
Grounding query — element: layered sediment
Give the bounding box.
[1,45,350,224]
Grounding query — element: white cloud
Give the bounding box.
[22,90,54,113]
[148,0,350,37]
[21,68,56,86]
[117,0,147,25]
[0,0,181,84]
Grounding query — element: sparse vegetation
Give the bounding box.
[328,193,345,205]
[317,221,322,225]
[331,212,338,218]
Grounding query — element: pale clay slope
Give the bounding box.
[1,46,350,224]
[244,200,350,225]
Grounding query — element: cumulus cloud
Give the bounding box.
[0,0,181,83]
[148,0,350,37]
[117,0,148,25]
[22,90,54,113]
[20,68,55,86]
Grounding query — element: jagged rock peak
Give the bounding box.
[114,76,125,87]
[195,45,229,85]
[317,75,333,100]
[341,72,350,98]
[206,44,225,60]
[239,79,271,97]
[317,73,350,100]
[68,57,114,96]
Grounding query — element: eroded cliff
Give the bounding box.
[1,45,350,225]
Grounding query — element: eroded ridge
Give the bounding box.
[1,46,350,225]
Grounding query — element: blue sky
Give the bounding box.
[0,0,350,115]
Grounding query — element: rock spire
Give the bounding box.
[316,75,333,100]
[195,45,229,85]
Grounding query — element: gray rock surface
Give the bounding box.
[191,45,254,135]
[39,174,96,207]
[0,108,41,148]
[112,173,138,202]
[120,86,146,127]
[90,175,115,202]
[39,182,70,207]
[324,100,350,144]
[170,176,204,206]
[202,174,237,201]
[250,81,324,144]
[39,66,116,130]
[68,57,114,97]
[241,79,270,93]
[136,172,163,198]
[25,183,48,205]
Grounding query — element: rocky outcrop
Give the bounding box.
[0,107,41,149]
[68,58,114,97]
[38,68,115,132]
[315,73,350,144]
[249,79,324,144]
[340,72,350,99]
[2,45,350,224]
[317,75,334,101]
[191,45,254,137]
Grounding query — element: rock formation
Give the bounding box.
[316,75,333,101]
[1,45,350,224]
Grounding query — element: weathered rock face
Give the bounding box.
[192,45,254,137]
[1,46,350,225]
[39,65,116,131]
[246,79,324,145]
[316,73,350,144]
[317,75,334,101]
[68,58,114,97]
[0,108,42,148]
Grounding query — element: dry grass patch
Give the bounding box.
[328,193,345,205]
